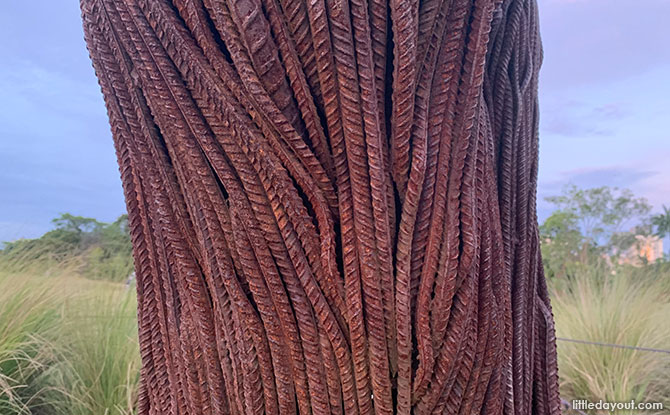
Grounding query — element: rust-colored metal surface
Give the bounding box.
[80,0,559,413]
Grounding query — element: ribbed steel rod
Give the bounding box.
[80,0,560,413]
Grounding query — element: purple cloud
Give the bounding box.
[539,0,670,90]
[541,101,628,137]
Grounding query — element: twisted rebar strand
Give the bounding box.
[80,0,560,413]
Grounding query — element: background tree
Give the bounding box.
[651,205,670,238]
[541,185,655,277]
[539,210,585,278]
[52,213,103,235]
[1,214,132,281]
[545,185,651,252]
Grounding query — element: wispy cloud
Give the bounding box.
[539,165,657,201]
[541,100,628,137]
[539,0,670,90]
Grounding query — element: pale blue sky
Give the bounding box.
[1,0,669,242]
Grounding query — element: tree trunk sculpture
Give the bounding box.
[80,0,560,413]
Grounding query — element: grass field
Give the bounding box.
[2,259,669,414]
[0,268,139,415]
[550,264,670,413]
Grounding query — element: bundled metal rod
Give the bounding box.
[80,0,559,413]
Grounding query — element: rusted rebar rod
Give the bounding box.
[81,0,560,413]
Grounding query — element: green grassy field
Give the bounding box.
[0,269,139,415]
[550,264,670,414]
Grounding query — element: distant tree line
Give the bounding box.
[540,184,670,278]
[3,190,669,284]
[0,213,133,282]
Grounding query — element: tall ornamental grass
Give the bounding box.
[59,286,140,415]
[0,272,61,414]
[0,270,140,414]
[551,267,670,412]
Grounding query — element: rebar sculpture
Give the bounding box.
[81,0,559,413]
